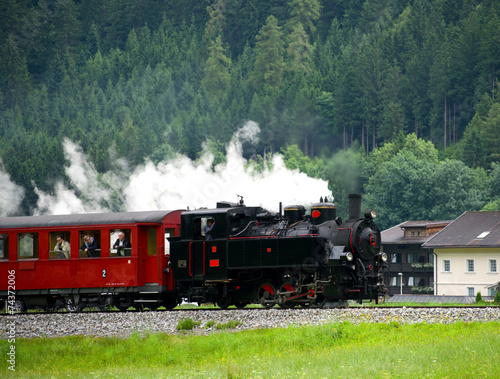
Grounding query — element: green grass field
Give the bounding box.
[1,321,499,378]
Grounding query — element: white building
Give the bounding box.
[423,211,500,297]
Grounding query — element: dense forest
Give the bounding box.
[1,0,500,230]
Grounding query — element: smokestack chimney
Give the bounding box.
[348,194,362,220]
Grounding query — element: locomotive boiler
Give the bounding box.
[169,194,387,308]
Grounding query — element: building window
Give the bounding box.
[408,253,425,263]
[389,277,397,286]
[488,287,497,296]
[489,259,497,273]
[390,253,401,263]
[467,287,475,296]
[443,260,450,272]
[407,277,425,286]
[467,259,474,273]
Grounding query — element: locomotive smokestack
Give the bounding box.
[348,194,362,220]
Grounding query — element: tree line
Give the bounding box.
[0,0,499,227]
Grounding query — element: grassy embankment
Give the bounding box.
[1,320,499,378]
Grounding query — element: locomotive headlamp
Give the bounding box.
[364,209,377,219]
[379,252,388,263]
[345,252,354,261]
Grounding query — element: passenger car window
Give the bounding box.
[18,233,39,259]
[49,232,71,259]
[0,234,8,260]
[78,231,101,258]
[110,229,132,257]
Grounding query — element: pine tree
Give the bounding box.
[288,0,322,35]
[202,35,232,99]
[286,23,312,75]
[251,16,285,91]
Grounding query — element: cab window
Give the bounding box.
[193,217,213,240]
[0,234,8,260]
[49,232,71,259]
[110,229,131,257]
[78,231,101,258]
[18,233,39,259]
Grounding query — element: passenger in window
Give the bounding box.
[54,236,71,259]
[80,235,99,257]
[113,231,131,256]
[204,218,215,241]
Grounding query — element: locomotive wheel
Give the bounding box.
[278,283,296,309]
[257,282,276,309]
[216,296,231,309]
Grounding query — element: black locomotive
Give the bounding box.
[169,194,387,308]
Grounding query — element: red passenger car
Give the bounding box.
[0,210,183,311]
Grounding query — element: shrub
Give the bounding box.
[215,320,243,330]
[494,291,500,305]
[205,320,216,328]
[475,292,483,303]
[176,318,201,331]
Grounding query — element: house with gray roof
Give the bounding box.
[422,211,500,297]
[381,221,450,296]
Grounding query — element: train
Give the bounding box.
[0,194,387,311]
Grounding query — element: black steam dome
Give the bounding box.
[310,200,337,225]
[284,205,306,224]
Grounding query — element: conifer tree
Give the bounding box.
[202,35,232,99]
[251,15,285,91]
[288,0,322,35]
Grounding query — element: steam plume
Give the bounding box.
[34,121,331,214]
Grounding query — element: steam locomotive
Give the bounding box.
[169,194,388,308]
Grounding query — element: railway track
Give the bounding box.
[2,305,500,340]
[2,304,499,316]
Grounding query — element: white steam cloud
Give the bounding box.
[0,160,25,216]
[34,121,331,215]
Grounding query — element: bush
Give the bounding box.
[205,320,216,328]
[215,320,243,330]
[476,292,483,303]
[494,291,500,305]
[176,318,201,331]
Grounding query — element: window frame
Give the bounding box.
[17,233,39,259]
[0,234,8,260]
[466,259,475,273]
[49,232,71,259]
[443,260,451,272]
[488,259,497,273]
[109,229,132,257]
[78,230,101,258]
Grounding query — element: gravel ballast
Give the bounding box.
[2,307,500,339]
